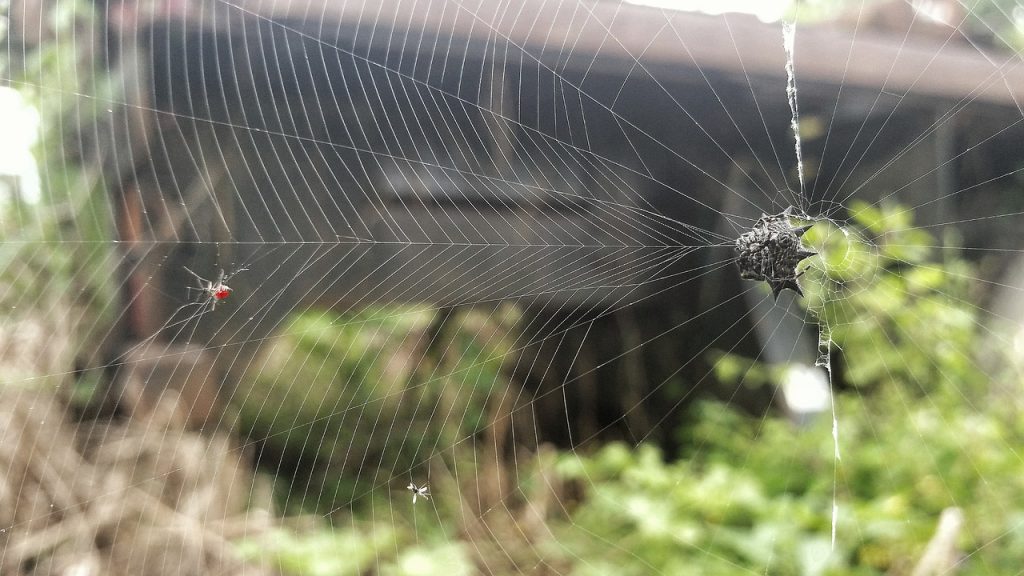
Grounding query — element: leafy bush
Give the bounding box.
[802,201,983,395]
[234,524,475,576]
[236,304,519,513]
[544,203,1024,574]
[550,386,1024,575]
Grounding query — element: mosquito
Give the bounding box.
[407,482,430,504]
[183,266,246,311]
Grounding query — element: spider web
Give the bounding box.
[2,0,1024,573]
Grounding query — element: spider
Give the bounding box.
[735,206,817,300]
[183,266,245,310]
[407,482,430,504]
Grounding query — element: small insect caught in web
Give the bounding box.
[735,206,817,300]
[183,266,246,311]
[407,482,430,504]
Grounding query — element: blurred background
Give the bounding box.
[1,0,1024,574]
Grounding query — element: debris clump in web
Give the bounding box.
[735,206,817,299]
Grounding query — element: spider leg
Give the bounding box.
[222,266,248,282]
[185,286,204,303]
[183,266,209,290]
[182,266,204,282]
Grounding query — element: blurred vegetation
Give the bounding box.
[792,0,1024,50]
[0,0,117,388]
[792,200,984,397]
[234,526,475,576]
[236,203,1024,574]
[236,304,520,513]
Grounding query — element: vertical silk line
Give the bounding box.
[786,19,838,550]
[783,23,805,198]
[817,326,840,551]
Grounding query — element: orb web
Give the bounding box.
[0,0,1023,573]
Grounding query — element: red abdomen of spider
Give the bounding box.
[213,287,231,300]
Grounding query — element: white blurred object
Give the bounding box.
[911,507,964,576]
[624,0,787,22]
[0,87,40,204]
[782,364,830,421]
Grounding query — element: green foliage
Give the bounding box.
[553,441,836,575]
[569,201,1024,573]
[967,0,1024,49]
[0,0,117,386]
[548,384,1024,574]
[235,525,397,575]
[554,208,1022,572]
[234,523,476,576]
[802,201,983,394]
[236,305,518,513]
[382,543,476,576]
[789,0,1024,51]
